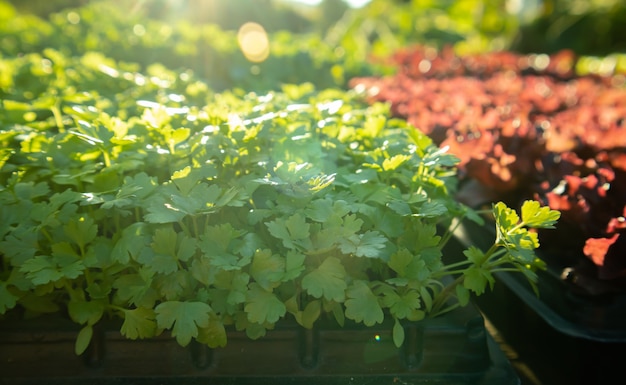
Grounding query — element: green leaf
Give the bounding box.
[155,271,192,300]
[420,287,433,312]
[300,299,321,329]
[387,200,412,216]
[92,170,122,193]
[113,274,158,308]
[234,311,268,340]
[121,173,158,200]
[362,115,386,138]
[301,257,347,302]
[13,181,50,201]
[189,256,212,285]
[388,248,431,282]
[305,199,350,223]
[414,200,448,218]
[137,248,178,275]
[20,255,85,285]
[64,216,97,250]
[150,227,178,258]
[170,184,223,215]
[233,233,264,259]
[120,307,158,340]
[111,223,150,264]
[266,213,311,250]
[463,246,485,265]
[201,223,245,253]
[197,315,228,348]
[393,318,405,348]
[456,285,470,306]
[379,285,422,319]
[86,281,113,300]
[150,227,197,263]
[170,127,191,146]
[244,283,286,324]
[463,267,494,295]
[388,248,413,277]
[344,280,384,327]
[250,249,284,291]
[340,214,364,236]
[521,200,560,229]
[171,166,192,186]
[382,154,410,171]
[75,325,93,355]
[0,229,40,266]
[390,291,421,319]
[51,242,80,259]
[100,184,141,211]
[493,201,519,241]
[284,250,306,281]
[155,301,212,347]
[16,292,59,314]
[463,206,485,226]
[330,301,345,327]
[338,231,387,258]
[0,283,18,314]
[68,300,105,325]
[144,200,187,224]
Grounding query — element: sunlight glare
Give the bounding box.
[237,22,270,63]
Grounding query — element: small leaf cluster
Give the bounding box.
[0,49,559,354]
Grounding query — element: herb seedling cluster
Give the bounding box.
[0,51,559,355]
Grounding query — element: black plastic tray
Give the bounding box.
[0,303,519,385]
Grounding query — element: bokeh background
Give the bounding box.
[3,0,625,93]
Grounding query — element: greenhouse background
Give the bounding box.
[3,0,625,94]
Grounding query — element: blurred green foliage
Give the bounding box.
[511,0,626,55]
[0,0,377,92]
[1,0,624,94]
[324,0,521,66]
[4,0,311,32]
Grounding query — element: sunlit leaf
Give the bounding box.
[155,301,212,347]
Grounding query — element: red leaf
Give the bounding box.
[583,234,619,266]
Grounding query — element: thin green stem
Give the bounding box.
[438,217,463,249]
[41,227,54,244]
[102,150,112,168]
[479,243,501,266]
[491,267,525,273]
[433,268,471,277]
[486,248,507,263]
[178,219,192,237]
[439,259,473,272]
[192,216,200,238]
[83,269,94,288]
[429,302,461,319]
[430,275,463,315]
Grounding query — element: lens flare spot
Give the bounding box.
[374,334,381,342]
[67,11,80,24]
[133,24,146,37]
[237,22,270,63]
